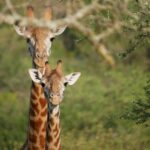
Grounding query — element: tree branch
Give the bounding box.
[0,0,149,67]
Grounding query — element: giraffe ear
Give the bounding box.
[28,69,43,83]
[64,72,81,86]
[14,25,25,36]
[14,24,31,38]
[52,26,67,37]
[14,6,33,38]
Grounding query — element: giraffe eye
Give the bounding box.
[64,82,68,87]
[26,38,30,43]
[41,83,45,87]
[50,37,55,42]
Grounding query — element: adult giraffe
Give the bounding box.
[14,6,66,150]
[29,60,81,150]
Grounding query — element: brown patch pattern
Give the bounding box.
[32,145,39,150]
[41,108,47,116]
[50,117,55,126]
[30,108,36,117]
[33,83,40,95]
[30,118,42,132]
[30,101,39,114]
[39,134,45,149]
[31,92,38,100]
[39,98,47,108]
[54,137,60,147]
[29,133,37,143]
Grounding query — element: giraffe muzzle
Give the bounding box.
[49,95,62,105]
[34,58,48,68]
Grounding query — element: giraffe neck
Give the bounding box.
[26,82,48,150]
[46,105,61,150]
[21,64,48,150]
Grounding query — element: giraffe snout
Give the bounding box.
[34,52,48,68]
[50,96,62,105]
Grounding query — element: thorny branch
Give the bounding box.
[0,0,149,67]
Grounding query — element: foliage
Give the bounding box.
[122,79,150,125]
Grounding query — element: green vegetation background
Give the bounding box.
[0,1,150,150]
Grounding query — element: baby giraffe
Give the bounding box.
[28,60,81,150]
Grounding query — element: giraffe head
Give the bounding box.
[28,60,81,105]
[14,6,66,68]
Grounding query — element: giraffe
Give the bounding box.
[14,6,66,150]
[28,60,81,150]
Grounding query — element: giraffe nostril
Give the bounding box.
[45,61,49,64]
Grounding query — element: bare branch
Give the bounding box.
[0,0,149,67]
[94,22,122,42]
[5,0,18,16]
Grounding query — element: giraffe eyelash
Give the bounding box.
[50,37,55,42]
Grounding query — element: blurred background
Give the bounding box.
[0,0,150,149]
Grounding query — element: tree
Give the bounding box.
[0,0,149,66]
[122,79,150,125]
